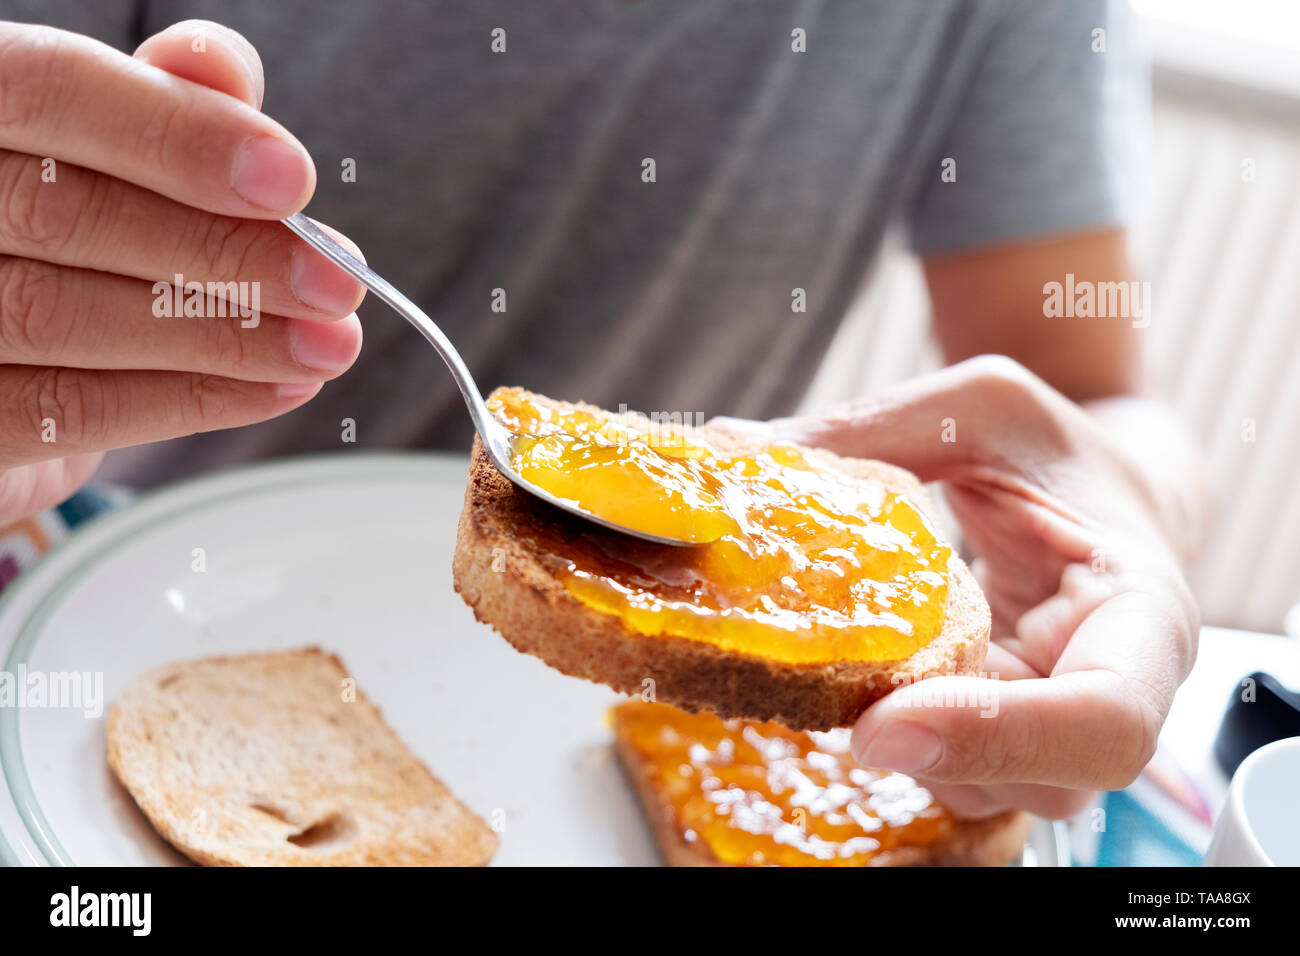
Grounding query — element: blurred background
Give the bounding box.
[803,0,1300,635]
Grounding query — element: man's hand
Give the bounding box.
[0,20,364,521]
[716,355,1200,819]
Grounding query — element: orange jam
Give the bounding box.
[489,388,951,665]
[611,700,954,866]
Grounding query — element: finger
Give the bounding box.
[944,482,1094,634]
[982,493,1197,695]
[730,356,1075,483]
[0,152,364,319]
[910,781,1006,819]
[0,257,362,382]
[988,633,1041,674]
[968,554,1040,645]
[1053,578,1199,717]
[705,415,768,438]
[983,641,1043,681]
[0,452,102,524]
[0,23,313,216]
[0,366,322,465]
[134,20,264,108]
[849,666,1163,790]
[1015,562,1117,676]
[921,780,1097,821]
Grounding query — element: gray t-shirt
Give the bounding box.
[10,0,1140,486]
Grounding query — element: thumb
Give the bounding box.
[848,669,1158,791]
[134,20,265,109]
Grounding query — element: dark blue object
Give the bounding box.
[1213,671,1300,776]
[54,487,118,529]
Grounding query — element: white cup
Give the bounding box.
[1203,735,1300,866]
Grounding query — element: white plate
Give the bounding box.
[0,452,1065,866]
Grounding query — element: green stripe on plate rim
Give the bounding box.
[0,452,465,866]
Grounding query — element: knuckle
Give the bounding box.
[0,153,88,255]
[201,308,249,371]
[186,212,265,285]
[984,714,1042,781]
[0,256,65,358]
[22,367,111,447]
[0,27,64,133]
[942,712,1041,784]
[960,354,1074,454]
[963,354,1043,401]
[135,94,190,180]
[176,373,239,433]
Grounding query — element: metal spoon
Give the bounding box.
[282,213,696,547]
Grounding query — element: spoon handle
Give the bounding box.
[283,215,692,547]
[281,213,495,439]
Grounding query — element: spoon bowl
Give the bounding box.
[283,213,698,547]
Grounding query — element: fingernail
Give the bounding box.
[276,381,323,400]
[290,245,362,314]
[231,136,310,211]
[854,722,942,772]
[288,316,359,372]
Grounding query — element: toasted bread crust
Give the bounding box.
[453,402,991,731]
[107,648,498,867]
[614,733,1032,866]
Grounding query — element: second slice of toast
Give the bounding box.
[107,648,499,866]
[611,700,1031,867]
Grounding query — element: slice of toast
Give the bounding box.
[106,648,498,866]
[611,700,1031,867]
[453,391,990,731]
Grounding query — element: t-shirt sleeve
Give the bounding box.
[906,0,1146,257]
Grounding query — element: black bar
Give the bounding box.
[0,865,1282,942]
